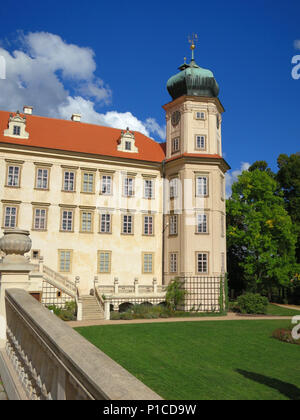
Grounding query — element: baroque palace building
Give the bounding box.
[0,47,230,309]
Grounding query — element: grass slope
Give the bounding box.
[267,304,300,317]
[76,320,300,400]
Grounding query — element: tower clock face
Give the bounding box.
[171,110,181,127]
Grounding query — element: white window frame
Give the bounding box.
[101,175,112,195]
[197,213,208,234]
[170,253,178,273]
[100,213,111,233]
[7,166,20,187]
[172,137,180,153]
[144,179,154,199]
[196,135,206,150]
[33,208,47,230]
[144,215,154,235]
[36,168,49,190]
[4,206,17,228]
[170,178,178,198]
[63,171,75,192]
[61,210,74,232]
[123,177,134,197]
[196,176,208,196]
[122,214,133,234]
[197,252,208,274]
[169,214,178,235]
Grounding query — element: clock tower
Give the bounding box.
[163,39,230,291]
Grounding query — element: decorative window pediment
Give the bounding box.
[117,128,138,153]
[4,111,29,139]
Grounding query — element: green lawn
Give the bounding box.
[267,304,300,317]
[76,320,300,400]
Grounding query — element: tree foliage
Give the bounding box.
[227,168,298,295]
[276,153,300,262]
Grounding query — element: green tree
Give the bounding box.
[227,168,298,297]
[276,153,300,263]
[248,160,275,177]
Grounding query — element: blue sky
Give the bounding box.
[0,0,299,190]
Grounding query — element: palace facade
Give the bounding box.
[0,53,230,301]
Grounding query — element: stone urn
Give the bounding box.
[0,229,32,265]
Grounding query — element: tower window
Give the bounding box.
[197,252,208,274]
[172,137,180,154]
[196,176,208,196]
[196,135,206,150]
[196,112,205,120]
[197,214,208,234]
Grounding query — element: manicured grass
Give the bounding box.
[76,320,300,400]
[267,304,300,317]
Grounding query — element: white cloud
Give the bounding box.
[294,40,300,50]
[0,31,165,140]
[226,161,250,198]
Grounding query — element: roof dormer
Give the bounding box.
[4,111,29,139]
[117,128,139,153]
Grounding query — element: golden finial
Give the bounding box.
[188,34,198,60]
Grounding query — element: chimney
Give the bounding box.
[23,106,33,115]
[71,113,81,122]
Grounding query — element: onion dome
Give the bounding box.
[167,39,220,100]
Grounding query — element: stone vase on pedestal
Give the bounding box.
[0,229,32,268]
[0,229,34,347]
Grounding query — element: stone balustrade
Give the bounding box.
[3,289,162,400]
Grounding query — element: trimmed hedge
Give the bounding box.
[236,293,268,315]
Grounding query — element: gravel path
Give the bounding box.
[67,312,292,328]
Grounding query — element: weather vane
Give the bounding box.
[188,33,198,60]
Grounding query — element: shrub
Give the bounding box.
[166,278,187,311]
[236,293,268,315]
[272,328,300,345]
[47,301,77,321]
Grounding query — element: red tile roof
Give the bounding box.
[0,111,166,163]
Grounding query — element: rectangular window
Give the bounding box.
[36,168,49,190]
[122,214,133,234]
[82,172,95,193]
[61,210,74,232]
[196,176,208,196]
[100,213,111,233]
[196,112,205,120]
[80,211,93,232]
[196,135,206,150]
[197,214,208,233]
[143,253,154,274]
[123,177,134,197]
[125,141,132,151]
[59,250,72,273]
[172,137,180,153]
[4,206,17,228]
[197,252,208,274]
[170,253,178,273]
[13,125,21,136]
[33,208,47,230]
[7,166,20,187]
[169,214,178,235]
[63,171,75,192]
[144,179,154,199]
[98,251,111,273]
[170,178,178,198]
[144,215,154,235]
[101,175,112,195]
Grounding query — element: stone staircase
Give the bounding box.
[81,295,105,321]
